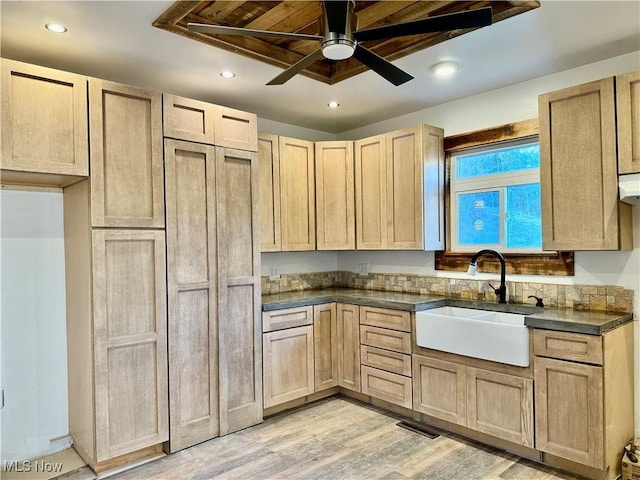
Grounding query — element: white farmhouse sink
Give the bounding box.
[415,306,530,367]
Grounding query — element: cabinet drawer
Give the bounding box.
[263,306,313,332]
[360,345,411,377]
[359,306,410,332]
[361,365,412,409]
[533,329,603,365]
[360,325,411,354]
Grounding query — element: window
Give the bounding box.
[450,139,542,253]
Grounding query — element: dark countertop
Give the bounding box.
[261,288,633,335]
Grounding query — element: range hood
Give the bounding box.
[619,173,640,205]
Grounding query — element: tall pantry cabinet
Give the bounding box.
[163,94,262,453]
[65,79,168,470]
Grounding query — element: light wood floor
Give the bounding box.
[107,397,581,480]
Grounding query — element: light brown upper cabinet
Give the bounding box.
[616,71,640,174]
[1,59,88,186]
[355,125,445,250]
[163,94,257,151]
[258,133,281,252]
[386,125,445,250]
[89,79,164,228]
[355,134,387,249]
[279,136,316,251]
[315,141,355,250]
[539,77,633,250]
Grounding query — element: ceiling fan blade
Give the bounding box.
[323,1,349,34]
[354,6,493,42]
[188,23,323,42]
[353,45,413,86]
[267,49,325,85]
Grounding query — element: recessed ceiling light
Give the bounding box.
[328,101,340,109]
[220,70,236,79]
[431,61,459,77]
[45,23,67,33]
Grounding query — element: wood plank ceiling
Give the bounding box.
[154,1,539,85]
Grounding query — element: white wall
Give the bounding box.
[0,189,70,463]
[257,118,336,141]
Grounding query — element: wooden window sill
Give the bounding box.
[435,251,575,276]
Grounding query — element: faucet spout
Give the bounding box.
[469,249,507,304]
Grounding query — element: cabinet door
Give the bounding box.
[163,94,215,144]
[92,230,168,461]
[279,137,316,251]
[89,79,164,228]
[422,125,445,250]
[213,105,258,151]
[616,71,640,174]
[263,326,315,408]
[355,134,387,249]
[216,147,262,434]
[164,139,218,452]
[534,356,604,468]
[314,303,338,391]
[539,78,621,250]
[258,133,281,252]
[386,126,423,249]
[337,303,361,392]
[1,59,88,179]
[466,367,534,448]
[315,141,355,250]
[412,355,466,425]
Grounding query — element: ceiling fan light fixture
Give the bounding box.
[431,61,459,77]
[45,23,67,33]
[321,39,356,61]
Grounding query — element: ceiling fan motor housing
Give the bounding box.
[321,0,357,60]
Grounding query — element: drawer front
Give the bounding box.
[360,325,411,354]
[361,366,412,409]
[263,306,313,332]
[360,345,411,377]
[533,329,603,365]
[359,306,411,332]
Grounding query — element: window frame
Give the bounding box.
[450,138,542,253]
[435,119,574,276]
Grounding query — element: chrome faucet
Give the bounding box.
[468,249,507,304]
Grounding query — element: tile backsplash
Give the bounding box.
[261,271,634,313]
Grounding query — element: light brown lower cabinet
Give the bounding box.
[361,365,412,409]
[314,303,338,391]
[412,355,467,425]
[263,326,315,408]
[466,367,534,448]
[64,185,168,467]
[534,356,603,467]
[337,303,361,391]
[412,355,534,448]
[534,325,633,477]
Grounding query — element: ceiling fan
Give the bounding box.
[188,1,493,86]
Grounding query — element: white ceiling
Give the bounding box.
[1,1,639,134]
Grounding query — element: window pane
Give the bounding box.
[456,143,540,179]
[458,191,500,245]
[506,183,542,248]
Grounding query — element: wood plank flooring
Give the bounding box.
[109,397,581,480]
